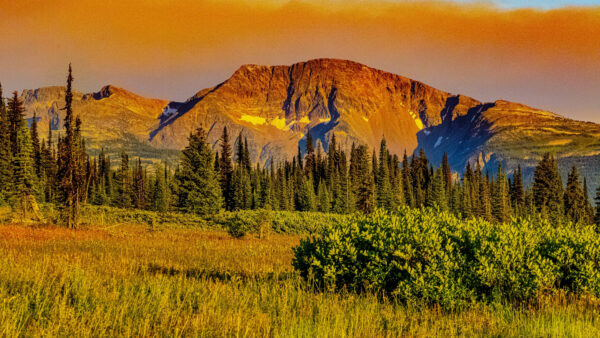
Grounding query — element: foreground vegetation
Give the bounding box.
[0,207,599,336]
[295,207,600,308]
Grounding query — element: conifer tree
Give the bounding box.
[113,151,131,208]
[427,166,448,210]
[442,152,452,193]
[492,164,511,223]
[477,171,493,222]
[317,179,331,212]
[564,166,587,224]
[219,127,234,210]
[296,175,316,211]
[533,153,564,221]
[376,137,393,209]
[582,178,595,224]
[0,84,12,202]
[175,127,222,215]
[354,145,375,213]
[57,64,82,228]
[219,127,233,210]
[510,164,525,216]
[8,91,25,156]
[11,114,38,205]
[151,164,170,212]
[30,112,42,177]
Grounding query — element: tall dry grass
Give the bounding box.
[0,222,598,336]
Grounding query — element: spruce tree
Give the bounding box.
[510,164,525,216]
[30,112,42,178]
[0,84,12,202]
[564,166,587,224]
[492,164,511,223]
[8,91,25,156]
[152,164,170,212]
[11,116,39,212]
[355,145,375,213]
[376,137,393,209]
[219,127,234,210]
[442,152,452,193]
[317,179,331,212]
[533,153,564,221]
[175,127,222,215]
[57,64,82,228]
[114,151,131,208]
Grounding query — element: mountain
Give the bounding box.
[20,85,180,162]
[20,58,600,194]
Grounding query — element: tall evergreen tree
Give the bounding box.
[0,84,12,202]
[113,151,131,208]
[30,112,42,177]
[510,164,525,216]
[57,64,82,228]
[492,164,511,223]
[532,153,564,221]
[175,127,222,215]
[219,127,234,210]
[354,145,375,213]
[376,137,393,209]
[564,166,587,224]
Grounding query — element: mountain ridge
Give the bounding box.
[17,58,600,195]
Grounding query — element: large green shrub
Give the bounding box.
[293,207,600,308]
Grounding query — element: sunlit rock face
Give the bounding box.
[149,58,484,164]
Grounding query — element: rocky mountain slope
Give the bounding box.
[20,58,600,193]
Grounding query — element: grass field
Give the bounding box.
[0,221,599,337]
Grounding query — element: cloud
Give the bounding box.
[1,0,599,122]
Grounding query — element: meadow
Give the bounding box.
[0,207,599,336]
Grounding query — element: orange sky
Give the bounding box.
[1,0,599,122]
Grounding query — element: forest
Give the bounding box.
[0,67,599,229]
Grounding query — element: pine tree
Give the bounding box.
[57,64,82,228]
[478,171,493,222]
[0,84,12,203]
[582,178,595,224]
[532,153,564,221]
[175,127,222,215]
[30,112,42,178]
[219,127,234,210]
[152,164,170,212]
[354,145,375,213]
[11,118,38,201]
[510,164,525,216]
[564,166,587,224]
[427,166,448,211]
[442,152,452,193]
[376,137,393,209]
[296,176,316,211]
[113,151,131,208]
[492,164,511,223]
[402,151,414,208]
[8,91,25,156]
[317,179,331,212]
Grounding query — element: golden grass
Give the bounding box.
[0,223,598,336]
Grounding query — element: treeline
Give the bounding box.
[1,67,600,228]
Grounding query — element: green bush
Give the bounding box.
[293,207,600,308]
